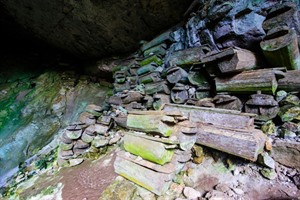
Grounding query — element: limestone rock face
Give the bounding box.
[0,0,192,57]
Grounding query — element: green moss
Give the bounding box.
[212,162,230,174]
[261,120,276,135]
[124,142,174,165]
[127,115,173,136]
[164,129,173,137]
[140,55,163,66]
[41,185,55,196]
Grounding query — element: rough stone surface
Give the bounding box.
[271,139,300,170]
[183,187,201,199]
[260,168,277,180]
[69,158,84,167]
[0,0,192,57]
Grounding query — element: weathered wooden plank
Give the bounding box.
[168,46,211,66]
[137,62,158,75]
[125,131,179,145]
[140,54,163,66]
[139,71,161,84]
[144,81,170,95]
[166,66,188,84]
[196,124,267,161]
[260,27,300,70]
[141,30,172,52]
[215,68,285,94]
[123,134,174,165]
[143,43,167,57]
[127,112,174,136]
[262,2,299,34]
[161,103,255,129]
[278,70,300,91]
[201,47,257,76]
[117,151,176,174]
[114,156,173,196]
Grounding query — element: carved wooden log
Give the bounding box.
[143,95,154,109]
[201,47,257,76]
[139,71,161,84]
[127,111,174,137]
[278,70,300,92]
[170,83,189,104]
[213,95,242,111]
[125,131,179,145]
[215,68,286,94]
[114,71,127,83]
[206,2,233,25]
[196,124,267,161]
[113,82,131,93]
[114,156,174,196]
[121,91,144,104]
[140,54,163,66]
[263,2,300,35]
[117,151,177,174]
[195,85,211,100]
[113,114,127,128]
[124,102,145,111]
[245,94,279,121]
[141,30,172,52]
[137,62,158,75]
[260,27,300,70]
[127,75,138,87]
[168,46,211,67]
[144,81,170,95]
[161,103,255,130]
[187,66,210,86]
[153,94,171,110]
[166,66,188,84]
[143,43,167,57]
[128,62,140,76]
[123,134,175,165]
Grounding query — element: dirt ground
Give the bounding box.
[17,149,117,200]
[13,147,300,200]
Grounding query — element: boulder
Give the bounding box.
[271,139,300,170]
[183,187,201,199]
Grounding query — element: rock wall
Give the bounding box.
[0,0,192,58]
[0,63,112,177]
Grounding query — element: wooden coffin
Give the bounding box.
[196,124,267,161]
[161,103,255,130]
[201,47,257,76]
[215,68,286,94]
[168,46,211,67]
[260,27,300,70]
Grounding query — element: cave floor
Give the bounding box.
[10,146,300,200]
[16,148,118,200]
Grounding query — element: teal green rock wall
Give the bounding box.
[0,69,112,176]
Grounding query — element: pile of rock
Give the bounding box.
[57,104,122,167]
[108,0,300,196]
